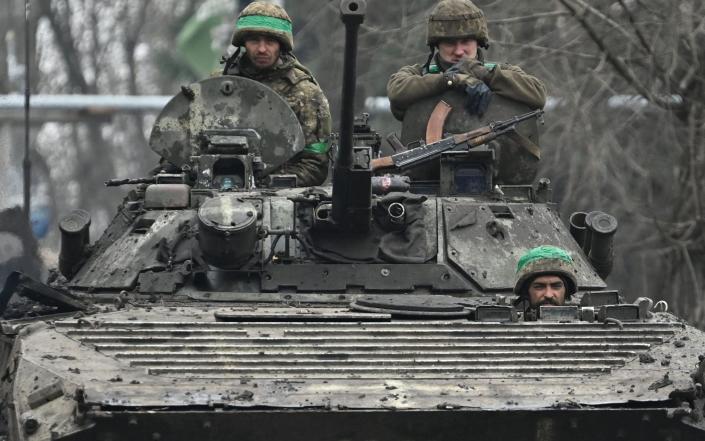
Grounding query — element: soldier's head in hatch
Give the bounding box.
[231,2,294,70]
[427,0,489,64]
[514,246,578,307]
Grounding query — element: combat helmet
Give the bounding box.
[231,1,294,52]
[427,0,489,49]
[514,246,578,297]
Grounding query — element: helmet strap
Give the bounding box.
[422,45,436,73]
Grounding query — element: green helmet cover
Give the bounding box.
[514,246,578,297]
[231,2,294,52]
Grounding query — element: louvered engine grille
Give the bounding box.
[55,321,679,379]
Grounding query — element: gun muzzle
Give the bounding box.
[585,211,618,279]
[330,0,370,231]
[59,209,91,278]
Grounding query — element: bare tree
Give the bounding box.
[553,0,705,325]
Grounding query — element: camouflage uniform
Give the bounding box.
[514,246,579,300]
[227,2,332,187]
[387,0,546,121]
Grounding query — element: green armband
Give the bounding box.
[304,141,329,154]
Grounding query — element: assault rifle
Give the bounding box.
[104,177,157,187]
[370,109,544,172]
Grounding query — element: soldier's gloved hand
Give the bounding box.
[444,72,479,90]
[463,82,492,116]
[448,58,492,82]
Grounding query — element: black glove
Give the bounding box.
[447,58,492,82]
[464,82,492,116]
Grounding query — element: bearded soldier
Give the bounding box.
[514,246,578,309]
[222,2,331,186]
[387,0,546,122]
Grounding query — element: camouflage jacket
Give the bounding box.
[225,53,331,186]
[387,54,547,121]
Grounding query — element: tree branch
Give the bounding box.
[37,0,90,93]
[489,11,571,25]
[556,0,678,111]
[616,0,663,74]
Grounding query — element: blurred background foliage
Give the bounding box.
[0,0,704,325]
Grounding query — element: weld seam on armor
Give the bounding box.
[236,15,293,33]
[304,142,330,154]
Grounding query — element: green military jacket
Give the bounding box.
[387,54,547,121]
[225,54,331,186]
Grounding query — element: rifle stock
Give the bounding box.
[370,156,395,171]
[452,126,492,145]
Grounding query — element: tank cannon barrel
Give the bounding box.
[336,0,365,169]
[331,0,370,231]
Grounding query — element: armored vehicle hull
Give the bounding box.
[3,1,705,440]
[2,305,705,440]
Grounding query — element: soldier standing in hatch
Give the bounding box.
[513,245,578,309]
[387,0,546,122]
[222,2,331,187]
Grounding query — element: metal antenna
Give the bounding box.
[23,0,32,219]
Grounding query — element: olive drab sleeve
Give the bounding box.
[387,61,547,121]
[486,64,547,109]
[278,80,332,186]
[387,64,451,121]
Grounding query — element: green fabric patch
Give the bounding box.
[427,64,440,74]
[484,62,497,70]
[237,15,292,33]
[517,246,573,273]
[304,141,329,154]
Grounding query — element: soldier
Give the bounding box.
[223,2,331,186]
[387,0,546,122]
[513,245,578,308]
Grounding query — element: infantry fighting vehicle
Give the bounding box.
[2,1,705,440]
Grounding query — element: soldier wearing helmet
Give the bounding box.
[514,246,578,308]
[387,0,546,121]
[223,1,332,186]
